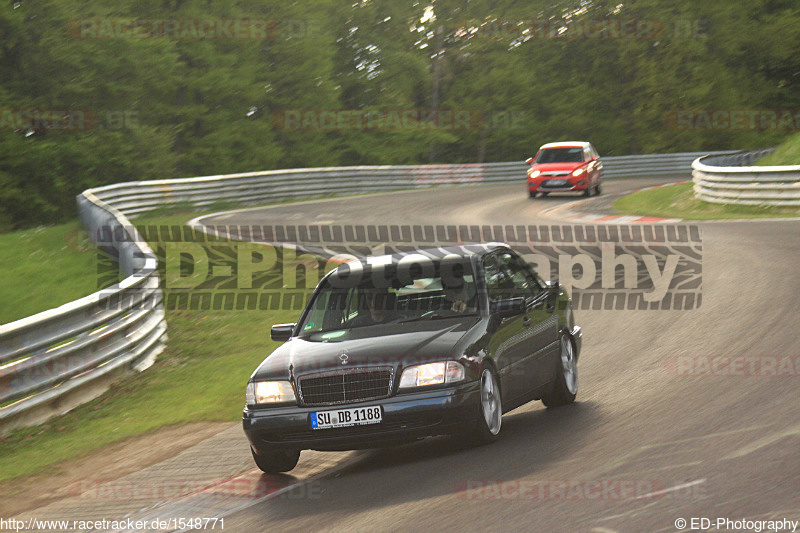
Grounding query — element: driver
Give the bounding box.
[351,288,398,326]
[442,280,477,313]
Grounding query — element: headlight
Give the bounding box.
[528,170,541,178]
[398,361,466,389]
[246,380,296,405]
[572,167,586,176]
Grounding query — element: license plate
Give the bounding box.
[546,179,567,187]
[310,406,382,430]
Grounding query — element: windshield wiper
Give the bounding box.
[399,312,478,323]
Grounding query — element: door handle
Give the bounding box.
[523,316,531,327]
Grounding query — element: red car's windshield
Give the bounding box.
[536,147,585,163]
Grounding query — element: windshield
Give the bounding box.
[535,147,585,163]
[298,260,480,335]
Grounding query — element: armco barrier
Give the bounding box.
[0,193,166,435]
[87,151,725,218]
[0,150,727,433]
[692,149,800,206]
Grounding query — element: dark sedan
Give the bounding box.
[242,243,582,473]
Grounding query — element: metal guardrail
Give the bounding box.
[692,149,800,206]
[0,150,724,433]
[90,151,722,218]
[0,192,167,434]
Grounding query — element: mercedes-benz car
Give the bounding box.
[526,141,603,198]
[242,243,582,473]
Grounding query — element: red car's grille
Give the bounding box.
[541,179,571,188]
[297,368,393,406]
[541,171,570,176]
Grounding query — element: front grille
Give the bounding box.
[541,179,570,188]
[297,368,393,406]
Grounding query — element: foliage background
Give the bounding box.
[1,0,798,229]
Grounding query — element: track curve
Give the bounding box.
[193,178,800,532]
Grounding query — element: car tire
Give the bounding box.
[468,366,503,445]
[595,184,602,196]
[529,191,537,198]
[541,333,578,408]
[251,448,301,473]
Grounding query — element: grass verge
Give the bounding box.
[756,132,800,166]
[0,222,104,325]
[0,207,307,482]
[613,182,800,220]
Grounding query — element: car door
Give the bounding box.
[482,253,528,403]
[483,251,554,403]
[498,251,559,393]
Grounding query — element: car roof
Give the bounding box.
[539,141,592,149]
[397,243,510,259]
[332,242,510,271]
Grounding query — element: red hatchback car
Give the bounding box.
[526,141,603,198]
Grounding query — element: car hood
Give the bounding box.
[530,162,586,172]
[252,318,478,381]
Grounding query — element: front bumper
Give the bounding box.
[243,381,481,452]
[528,178,588,193]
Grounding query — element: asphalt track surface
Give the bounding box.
[188,178,800,532]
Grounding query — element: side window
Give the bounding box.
[584,147,592,161]
[497,251,542,297]
[483,254,515,301]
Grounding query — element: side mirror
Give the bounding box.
[491,297,526,318]
[544,280,559,291]
[271,323,295,342]
[525,157,534,165]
